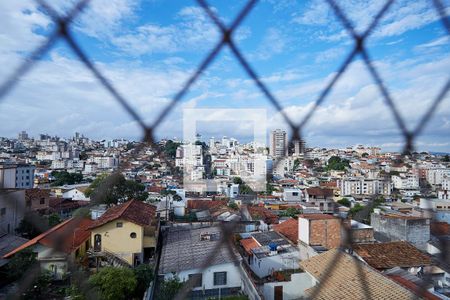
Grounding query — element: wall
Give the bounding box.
[249,250,300,278]
[298,217,310,245]
[91,218,144,265]
[371,214,430,250]
[352,228,374,243]
[263,272,315,300]
[309,219,341,249]
[164,262,242,291]
[0,190,26,234]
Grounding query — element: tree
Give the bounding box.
[233,177,243,184]
[361,153,369,158]
[16,212,47,239]
[280,207,301,218]
[48,213,61,227]
[156,276,183,300]
[337,198,351,207]
[163,140,181,158]
[442,154,450,162]
[133,264,154,298]
[5,248,36,280]
[349,203,364,216]
[88,173,148,205]
[51,171,83,186]
[89,267,137,300]
[228,202,239,210]
[326,156,350,171]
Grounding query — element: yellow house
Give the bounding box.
[89,200,158,266]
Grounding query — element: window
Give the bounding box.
[292,192,298,196]
[130,232,137,238]
[213,272,227,286]
[116,222,123,228]
[0,208,6,216]
[188,273,202,288]
[40,198,45,205]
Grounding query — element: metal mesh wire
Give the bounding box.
[0,0,449,299]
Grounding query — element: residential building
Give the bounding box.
[298,214,342,260]
[371,212,430,250]
[89,200,158,266]
[3,217,92,280]
[338,177,391,196]
[270,129,288,158]
[0,190,26,234]
[240,231,300,278]
[159,225,243,298]
[0,163,35,189]
[299,249,417,299]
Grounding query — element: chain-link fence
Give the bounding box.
[0,0,449,299]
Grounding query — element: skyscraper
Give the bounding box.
[270,129,288,158]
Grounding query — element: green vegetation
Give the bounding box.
[233,177,254,195]
[228,202,239,210]
[280,207,301,218]
[89,267,137,300]
[156,276,183,300]
[133,264,154,298]
[5,248,36,281]
[326,156,350,171]
[293,158,301,171]
[349,203,364,216]
[442,154,450,162]
[51,171,83,186]
[86,173,148,205]
[48,213,61,227]
[72,207,92,218]
[163,140,181,158]
[337,197,351,207]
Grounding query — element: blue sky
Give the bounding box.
[0,0,449,151]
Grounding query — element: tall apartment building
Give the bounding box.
[0,163,35,189]
[290,139,306,156]
[338,177,391,196]
[270,129,288,158]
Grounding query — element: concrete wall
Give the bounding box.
[371,213,430,250]
[0,190,26,234]
[263,272,315,300]
[249,250,300,278]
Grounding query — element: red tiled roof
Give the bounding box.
[187,200,227,210]
[240,238,260,254]
[3,218,92,258]
[388,275,441,300]
[306,187,334,197]
[247,206,279,224]
[273,218,298,244]
[299,213,336,220]
[89,200,156,228]
[352,241,432,269]
[430,222,450,236]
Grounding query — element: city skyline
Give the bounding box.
[0,1,449,152]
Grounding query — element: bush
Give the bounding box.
[133,264,154,298]
[89,267,137,300]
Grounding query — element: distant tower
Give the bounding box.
[18,131,29,141]
[209,137,215,148]
[195,133,202,143]
[270,129,288,158]
[291,139,306,156]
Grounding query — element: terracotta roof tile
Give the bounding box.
[240,238,260,254]
[430,222,450,236]
[306,187,334,197]
[247,206,279,224]
[352,241,432,269]
[187,200,227,211]
[388,275,441,300]
[89,200,156,228]
[3,218,92,258]
[273,218,298,244]
[300,249,416,300]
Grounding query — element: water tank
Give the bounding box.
[174,206,185,217]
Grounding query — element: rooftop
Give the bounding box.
[352,241,432,269]
[159,225,239,274]
[89,199,156,228]
[3,218,92,258]
[300,249,416,300]
[273,218,298,245]
[0,234,29,267]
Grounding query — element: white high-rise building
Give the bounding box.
[270,129,288,158]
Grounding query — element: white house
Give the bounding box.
[62,187,90,201]
[159,225,243,298]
